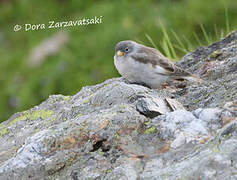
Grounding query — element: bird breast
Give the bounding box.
[114,55,169,88]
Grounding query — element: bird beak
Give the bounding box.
[117,50,124,57]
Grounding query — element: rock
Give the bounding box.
[176,31,237,110]
[136,97,171,118]
[170,132,186,149]
[136,96,185,118]
[0,32,237,179]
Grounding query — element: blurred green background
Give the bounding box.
[0,0,237,122]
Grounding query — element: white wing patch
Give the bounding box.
[154,64,169,75]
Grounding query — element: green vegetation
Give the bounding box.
[0,0,237,122]
[145,126,157,135]
[0,127,9,137]
[10,109,54,125]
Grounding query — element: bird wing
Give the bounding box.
[131,46,191,77]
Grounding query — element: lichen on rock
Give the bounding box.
[10,109,54,125]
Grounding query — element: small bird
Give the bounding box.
[114,40,202,89]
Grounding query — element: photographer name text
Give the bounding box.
[14,16,103,32]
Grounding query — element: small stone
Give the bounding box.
[136,97,170,118]
[170,132,186,149]
[203,168,217,178]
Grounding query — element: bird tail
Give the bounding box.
[182,74,203,83]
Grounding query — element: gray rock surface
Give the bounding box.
[0,31,237,180]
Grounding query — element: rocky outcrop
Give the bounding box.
[0,31,237,180]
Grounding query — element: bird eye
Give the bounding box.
[125,47,129,52]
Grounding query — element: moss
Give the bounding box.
[145,126,157,135]
[203,91,211,98]
[82,93,95,104]
[10,109,54,125]
[34,128,40,134]
[76,113,83,118]
[98,148,104,155]
[63,96,71,101]
[193,99,200,104]
[0,127,9,136]
[110,112,118,116]
[81,122,87,128]
[0,123,5,129]
[45,117,57,127]
[223,133,232,139]
[114,132,120,139]
[145,121,151,126]
[210,50,222,58]
[66,156,76,166]
[83,99,90,104]
[119,104,128,113]
[212,144,219,153]
[119,104,126,109]
[106,169,112,174]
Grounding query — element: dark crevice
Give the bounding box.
[90,139,111,152]
[90,140,104,152]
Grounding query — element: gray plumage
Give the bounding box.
[114,40,202,89]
